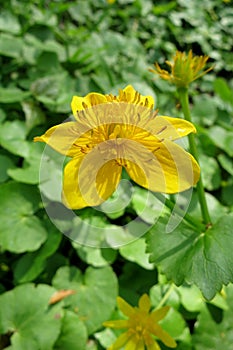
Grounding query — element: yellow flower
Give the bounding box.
[34,85,200,209]
[150,50,213,88]
[103,294,177,350]
[107,0,116,3]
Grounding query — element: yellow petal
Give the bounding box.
[150,324,177,348]
[71,92,108,117]
[151,306,170,322]
[109,332,130,350]
[62,150,122,209]
[124,139,200,194]
[117,297,135,317]
[135,339,145,350]
[120,85,154,109]
[34,122,90,157]
[103,320,128,329]
[144,116,196,141]
[62,156,87,209]
[146,339,161,350]
[125,337,138,350]
[138,294,151,312]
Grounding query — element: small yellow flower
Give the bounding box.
[107,0,116,3]
[103,294,177,350]
[34,85,200,209]
[150,50,213,88]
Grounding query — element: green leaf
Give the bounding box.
[159,307,187,341]
[37,52,61,73]
[0,182,47,253]
[147,214,233,300]
[199,155,221,191]
[22,101,46,132]
[30,73,75,113]
[153,1,176,14]
[209,126,233,157]
[150,285,180,310]
[54,311,87,350]
[0,155,15,183]
[0,33,23,58]
[14,222,62,283]
[193,285,233,349]
[8,162,39,184]
[86,340,98,350]
[0,284,62,350]
[131,187,166,224]
[72,244,117,267]
[183,192,227,224]
[100,180,132,219]
[38,147,63,202]
[119,237,154,270]
[0,10,21,34]
[94,328,117,349]
[0,121,29,157]
[192,94,217,126]
[0,108,6,123]
[0,87,31,103]
[62,206,141,249]
[8,142,45,184]
[178,285,205,312]
[222,184,233,207]
[218,153,233,176]
[214,78,233,105]
[52,265,118,334]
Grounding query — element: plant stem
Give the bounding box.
[155,193,206,232]
[178,88,212,226]
[156,284,175,309]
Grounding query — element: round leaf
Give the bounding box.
[14,221,62,283]
[0,182,47,253]
[54,310,87,350]
[0,284,62,350]
[52,265,118,334]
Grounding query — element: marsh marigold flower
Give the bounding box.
[150,50,213,88]
[103,294,177,350]
[34,85,200,209]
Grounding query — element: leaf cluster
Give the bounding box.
[0,0,233,349]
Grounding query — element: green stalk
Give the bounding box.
[155,284,175,309]
[178,88,211,226]
[155,193,206,232]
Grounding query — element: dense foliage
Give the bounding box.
[0,0,233,349]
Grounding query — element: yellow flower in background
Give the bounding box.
[150,50,213,88]
[107,0,116,3]
[103,294,177,350]
[34,85,200,209]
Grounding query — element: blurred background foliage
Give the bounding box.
[0,0,233,349]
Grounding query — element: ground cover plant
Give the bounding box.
[0,0,233,349]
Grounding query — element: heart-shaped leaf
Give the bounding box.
[0,284,62,350]
[52,265,118,334]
